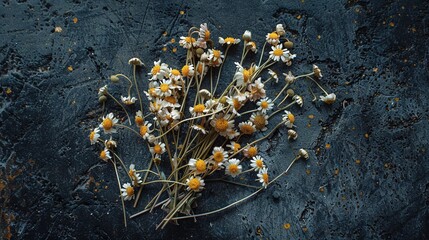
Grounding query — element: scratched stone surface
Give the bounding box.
[1,0,429,239]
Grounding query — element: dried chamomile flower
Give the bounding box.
[150,141,166,157]
[269,44,295,63]
[227,141,241,153]
[225,158,242,178]
[298,149,309,159]
[135,110,144,127]
[139,121,153,140]
[257,97,274,113]
[242,30,252,42]
[207,49,224,66]
[196,61,208,76]
[179,36,197,49]
[189,103,207,117]
[212,146,228,167]
[188,158,207,174]
[105,137,117,149]
[313,64,322,78]
[239,121,256,135]
[246,41,257,53]
[250,155,265,171]
[320,93,336,104]
[155,79,174,97]
[120,183,135,200]
[149,60,169,81]
[226,95,244,115]
[248,78,266,101]
[89,127,100,145]
[250,112,268,132]
[100,113,119,134]
[129,164,143,186]
[268,69,279,83]
[266,31,280,45]
[198,89,212,100]
[283,71,295,84]
[282,110,295,128]
[288,129,298,140]
[211,113,234,138]
[110,75,120,83]
[128,57,143,66]
[99,148,111,162]
[192,125,208,135]
[218,36,240,45]
[181,64,195,78]
[98,85,108,96]
[169,68,182,81]
[276,24,286,36]
[186,176,205,192]
[293,95,303,107]
[121,95,137,105]
[196,23,210,48]
[257,167,269,189]
[243,145,258,158]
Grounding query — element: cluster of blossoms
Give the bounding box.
[88,23,334,228]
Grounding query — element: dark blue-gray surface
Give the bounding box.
[1,0,428,239]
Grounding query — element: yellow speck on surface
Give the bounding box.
[67,66,73,72]
[307,123,311,128]
[306,169,311,175]
[389,22,395,27]
[283,223,291,230]
[411,27,416,33]
[317,35,321,40]
[334,168,339,176]
[6,88,12,94]
[296,15,301,19]
[364,133,369,138]
[319,186,325,192]
[325,143,331,149]
[54,26,62,33]
[170,38,176,43]
[172,47,177,53]
[162,31,168,36]
[355,159,361,164]
[179,10,185,15]
[302,226,308,232]
[394,97,399,102]
[373,67,378,72]
[308,114,314,119]
[162,46,167,52]
[73,17,78,23]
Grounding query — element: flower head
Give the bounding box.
[121,95,137,105]
[246,41,257,53]
[192,125,208,135]
[320,93,336,104]
[210,113,234,138]
[135,110,144,127]
[239,121,256,135]
[293,95,303,107]
[283,71,296,84]
[186,176,205,192]
[243,145,258,158]
[225,158,242,177]
[98,85,108,96]
[189,103,207,117]
[181,64,195,78]
[250,112,268,131]
[266,31,280,45]
[149,60,169,81]
[256,97,274,113]
[219,36,240,45]
[150,141,166,157]
[248,77,266,101]
[242,30,252,41]
[128,57,143,66]
[276,24,286,36]
[139,121,153,139]
[268,69,279,83]
[89,128,100,145]
[313,64,322,78]
[251,155,266,171]
[269,44,295,62]
[99,113,119,134]
[120,183,135,200]
[179,36,197,49]
[188,158,207,174]
[257,167,269,188]
[226,141,241,153]
[212,146,228,167]
[99,148,111,162]
[282,110,295,128]
[129,164,142,186]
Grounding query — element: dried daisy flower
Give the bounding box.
[212,146,228,167]
[283,71,296,84]
[196,23,211,48]
[298,149,309,159]
[269,44,295,63]
[234,62,256,86]
[150,141,166,158]
[246,41,257,53]
[257,167,269,188]
[179,36,197,49]
[120,183,135,200]
[250,112,268,132]
[248,78,266,101]
[149,60,169,81]
[135,110,144,127]
[257,97,274,113]
[198,89,212,100]
[129,164,142,186]
[192,125,208,135]
[100,113,119,134]
[219,36,240,45]
[188,158,207,174]
[276,24,286,36]
[105,137,117,149]
[239,121,256,135]
[186,176,205,192]
[250,155,265,171]
[288,129,298,140]
[169,68,182,81]
[226,95,244,115]
[139,121,153,140]
[266,31,280,45]
[89,127,100,145]
[207,49,225,66]
[293,95,303,107]
[320,93,336,104]
[282,110,295,128]
[225,158,242,178]
[242,30,252,42]
[313,64,322,78]
[128,57,143,66]
[211,113,234,138]
[189,103,207,117]
[98,85,108,96]
[227,141,241,153]
[243,145,258,158]
[181,64,195,78]
[99,148,112,162]
[121,95,137,105]
[268,69,279,83]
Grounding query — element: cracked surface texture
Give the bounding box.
[1,0,428,239]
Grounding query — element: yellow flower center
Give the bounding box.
[204,30,211,40]
[233,143,241,152]
[243,69,251,82]
[102,118,113,130]
[224,37,236,44]
[149,88,157,97]
[240,124,255,135]
[135,116,144,126]
[229,164,238,174]
[213,152,224,163]
[160,83,169,92]
[99,150,108,160]
[128,169,135,177]
[181,65,189,76]
[273,48,283,56]
[232,98,241,110]
[188,178,200,190]
[140,126,148,136]
[185,37,195,43]
[171,69,180,76]
[213,50,221,58]
[215,118,229,132]
[262,173,269,183]
[151,65,160,75]
[253,115,266,130]
[153,145,162,154]
[193,104,205,113]
[256,159,263,168]
[287,113,295,123]
[164,96,177,104]
[89,131,95,141]
[126,186,134,196]
[197,63,203,74]
[269,32,279,39]
[195,159,206,172]
[260,101,269,109]
[247,147,257,157]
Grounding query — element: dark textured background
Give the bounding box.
[1,0,429,239]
